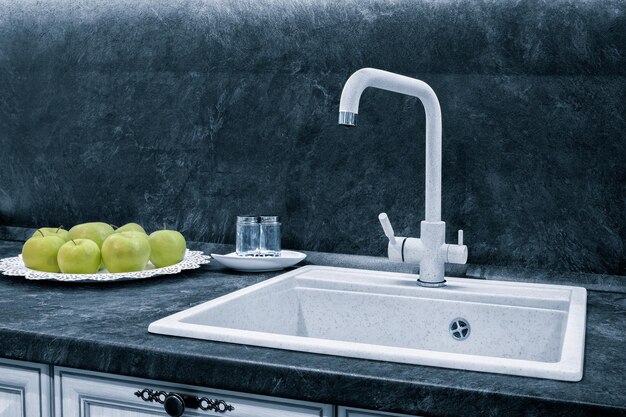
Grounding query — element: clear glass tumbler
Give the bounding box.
[259,215,281,256]
[236,215,260,256]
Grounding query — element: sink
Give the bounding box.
[149,266,587,381]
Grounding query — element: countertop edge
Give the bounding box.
[1,328,625,417]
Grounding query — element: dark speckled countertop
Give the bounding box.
[0,237,624,417]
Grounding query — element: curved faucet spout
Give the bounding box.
[338,68,442,222]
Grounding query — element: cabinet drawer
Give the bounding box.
[55,367,333,417]
[0,358,51,417]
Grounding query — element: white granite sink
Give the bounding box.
[149,266,587,381]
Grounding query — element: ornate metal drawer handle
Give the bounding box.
[134,388,234,416]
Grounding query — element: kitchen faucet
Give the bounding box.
[338,68,467,287]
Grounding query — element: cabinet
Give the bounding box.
[0,358,51,417]
[0,359,417,417]
[338,406,421,417]
[54,367,334,417]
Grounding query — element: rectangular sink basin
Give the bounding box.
[149,266,587,381]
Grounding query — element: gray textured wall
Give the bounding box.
[0,0,624,274]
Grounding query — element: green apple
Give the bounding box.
[148,230,186,268]
[101,232,150,273]
[21,234,65,272]
[57,239,101,274]
[32,227,69,241]
[68,222,114,248]
[113,223,147,235]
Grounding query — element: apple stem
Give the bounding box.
[56,225,63,233]
[71,239,77,245]
[36,230,44,237]
[163,223,167,230]
[110,224,118,230]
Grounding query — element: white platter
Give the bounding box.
[0,249,210,283]
[210,251,306,272]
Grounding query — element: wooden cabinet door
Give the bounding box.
[0,358,51,417]
[55,367,333,417]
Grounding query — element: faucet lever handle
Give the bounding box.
[458,230,463,246]
[378,213,396,245]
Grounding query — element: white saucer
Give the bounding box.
[210,251,306,272]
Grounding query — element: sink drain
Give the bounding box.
[449,318,470,341]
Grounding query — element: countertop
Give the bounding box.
[0,237,624,417]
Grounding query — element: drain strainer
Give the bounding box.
[449,318,470,341]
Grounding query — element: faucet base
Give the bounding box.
[417,279,447,288]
